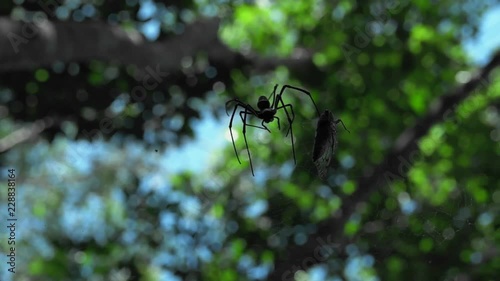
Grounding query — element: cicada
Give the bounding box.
[312,110,349,180]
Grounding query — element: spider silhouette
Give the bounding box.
[225,84,320,176]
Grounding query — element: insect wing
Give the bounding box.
[312,110,337,180]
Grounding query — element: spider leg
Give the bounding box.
[334,119,351,133]
[276,103,295,137]
[268,84,279,106]
[240,109,255,176]
[278,85,321,117]
[274,116,281,130]
[228,101,260,164]
[225,98,239,116]
[228,104,242,164]
[260,120,271,133]
[276,100,297,165]
[239,111,270,132]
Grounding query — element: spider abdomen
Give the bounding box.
[257,96,271,110]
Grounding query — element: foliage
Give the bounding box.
[0,0,499,281]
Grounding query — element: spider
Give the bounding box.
[225,84,320,176]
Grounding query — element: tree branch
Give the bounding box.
[0,17,229,72]
[0,17,312,75]
[267,51,500,280]
[0,116,57,153]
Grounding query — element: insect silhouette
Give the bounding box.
[226,84,320,176]
[312,110,349,180]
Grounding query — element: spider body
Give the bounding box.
[256,97,276,123]
[226,84,320,176]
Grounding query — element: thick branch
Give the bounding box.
[0,17,231,72]
[268,52,500,280]
[0,17,312,74]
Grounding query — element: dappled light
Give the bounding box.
[0,1,499,281]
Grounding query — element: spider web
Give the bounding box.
[364,181,477,273]
[261,115,479,279]
[228,100,482,281]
